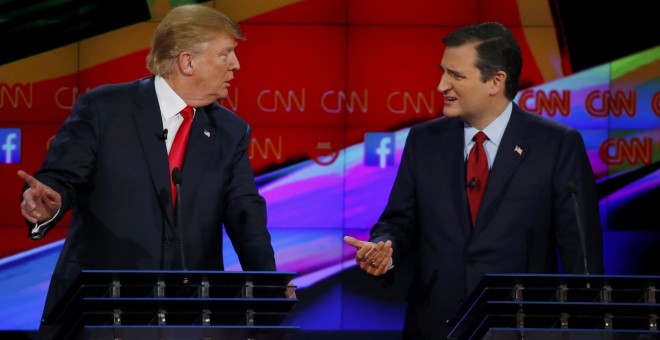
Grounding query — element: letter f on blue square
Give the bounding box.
[0,128,21,164]
[364,132,395,168]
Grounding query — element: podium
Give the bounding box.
[44,270,298,339]
[447,274,660,339]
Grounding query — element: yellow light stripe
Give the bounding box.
[517,0,565,82]
[0,44,79,85]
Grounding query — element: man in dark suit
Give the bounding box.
[18,5,293,337]
[344,22,604,339]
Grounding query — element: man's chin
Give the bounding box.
[214,91,229,102]
[442,108,460,118]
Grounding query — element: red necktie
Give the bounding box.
[169,106,194,205]
[466,131,489,225]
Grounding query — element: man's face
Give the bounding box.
[190,33,240,103]
[436,43,492,122]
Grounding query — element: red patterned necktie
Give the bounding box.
[169,106,194,205]
[466,131,489,225]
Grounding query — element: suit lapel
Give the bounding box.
[435,120,472,236]
[132,77,174,228]
[474,105,530,233]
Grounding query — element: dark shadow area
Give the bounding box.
[0,0,151,65]
[551,0,659,73]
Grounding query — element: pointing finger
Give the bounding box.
[343,236,365,249]
[17,170,42,189]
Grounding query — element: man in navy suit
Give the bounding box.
[344,22,604,339]
[18,5,293,337]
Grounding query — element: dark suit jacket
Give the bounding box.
[32,77,275,327]
[370,104,604,339]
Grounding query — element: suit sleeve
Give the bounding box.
[223,125,276,271]
[370,128,419,267]
[26,92,100,236]
[552,128,604,274]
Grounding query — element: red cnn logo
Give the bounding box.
[0,82,32,109]
[599,137,653,166]
[518,89,570,117]
[586,90,636,117]
[249,136,283,162]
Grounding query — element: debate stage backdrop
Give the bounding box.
[1,0,659,334]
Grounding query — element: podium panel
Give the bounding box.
[77,326,297,340]
[45,270,298,340]
[481,329,660,340]
[448,274,660,340]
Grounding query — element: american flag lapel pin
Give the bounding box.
[514,145,523,155]
[204,129,211,138]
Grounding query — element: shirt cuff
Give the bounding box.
[30,209,60,239]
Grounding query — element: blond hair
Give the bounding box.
[146,4,245,76]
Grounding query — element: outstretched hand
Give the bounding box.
[343,236,393,276]
[18,170,61,224]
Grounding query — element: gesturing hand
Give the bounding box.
[344,236,393,276]
[18,170,62,224]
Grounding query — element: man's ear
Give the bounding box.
[177,51,194,76]
[489,71,507,96]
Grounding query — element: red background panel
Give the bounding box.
[479,0,524,26]
[230,25,348,127]
[348,0,478,25]
[242,0,347,24]
[345,26,449,131]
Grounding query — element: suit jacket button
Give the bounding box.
[466,257,475,266]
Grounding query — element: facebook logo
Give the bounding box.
[364,132,395,168]
[1,128,21,164]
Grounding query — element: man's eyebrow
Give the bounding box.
[441,65,463,78]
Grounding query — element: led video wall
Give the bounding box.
[0,0,658,332]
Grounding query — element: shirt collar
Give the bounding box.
[464,101,513,148]
[154,75,189,120]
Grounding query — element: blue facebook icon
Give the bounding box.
[364,132,395,168]
[1,128,21,164]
